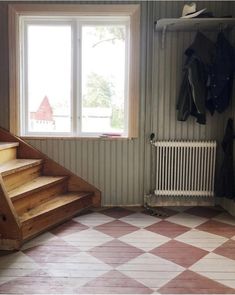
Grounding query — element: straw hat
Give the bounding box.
[181,3,207,19]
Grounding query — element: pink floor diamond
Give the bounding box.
[196,219,235,238]
[50,220,89,237]
[213,239,235,261]
[78,270,153,294]
[184,206,223,218]
[185,207,223,218]
[145,220,190,238]
[101,207,134,219]
[89,239,144,267]
[150,240,208,268]
[94,220,139,238]
[158,270,235,294]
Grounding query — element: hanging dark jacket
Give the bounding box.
[177,32,215,124]
[216,118,235,199]
[206,32,235,115]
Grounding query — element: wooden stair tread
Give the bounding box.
[0,159,42,176]
[20,192,93,222]
[0,142,19,150]
[9,176,68,200]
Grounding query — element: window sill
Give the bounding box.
[20,135,135,141]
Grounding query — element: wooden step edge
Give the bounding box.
[0,159,43,177]
[20,192,93,223]
[21,194,93,242]
[9,176,69,201]
[0,238,22,251]
[0,142,19,151]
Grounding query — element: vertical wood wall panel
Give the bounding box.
[0,1,233,205]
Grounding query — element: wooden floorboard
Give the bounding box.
[0,206,234,294]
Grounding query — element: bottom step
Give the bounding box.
[21,192,93,240]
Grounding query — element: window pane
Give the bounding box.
[81,25,127,134]
[26,25,72,133]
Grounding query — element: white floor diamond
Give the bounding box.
[166,212,208,228]
[119,212,161,228]
[43,252,112,280]
[0,276,20,286]
[0,252,39,280]
[117,253,184,289]
[61,228,113,251]
[190,252,235,289]
[119,229,170,251]
[21,232,58,250]
[73,212,115,227]
[175,229,228,251]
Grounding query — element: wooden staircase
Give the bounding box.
[0,128,101,250]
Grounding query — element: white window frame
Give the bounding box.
[9,4,140,138]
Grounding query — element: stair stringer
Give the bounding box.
[0,127,101,207]
[0,175,22,250]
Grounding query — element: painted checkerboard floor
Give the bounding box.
[1,206,235,294]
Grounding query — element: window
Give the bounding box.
[9,5,140,138]
[23,23,72,134]
[21,19,128,136]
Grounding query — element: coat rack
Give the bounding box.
[155,18,235,49]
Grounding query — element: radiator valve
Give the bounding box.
[150,133,156,145]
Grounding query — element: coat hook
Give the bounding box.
[161,25,167,49]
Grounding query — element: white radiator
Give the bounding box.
[154,141,217,198]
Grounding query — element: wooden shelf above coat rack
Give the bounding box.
[155,18,235,32]
[155,18,235,48]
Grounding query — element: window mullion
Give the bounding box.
[124,21,130,136]
[72,20,78,136]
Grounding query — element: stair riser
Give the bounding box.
[0,148,17,165]
[3,165,42,191]
[13,181,68,215]
[22,196,93,240]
